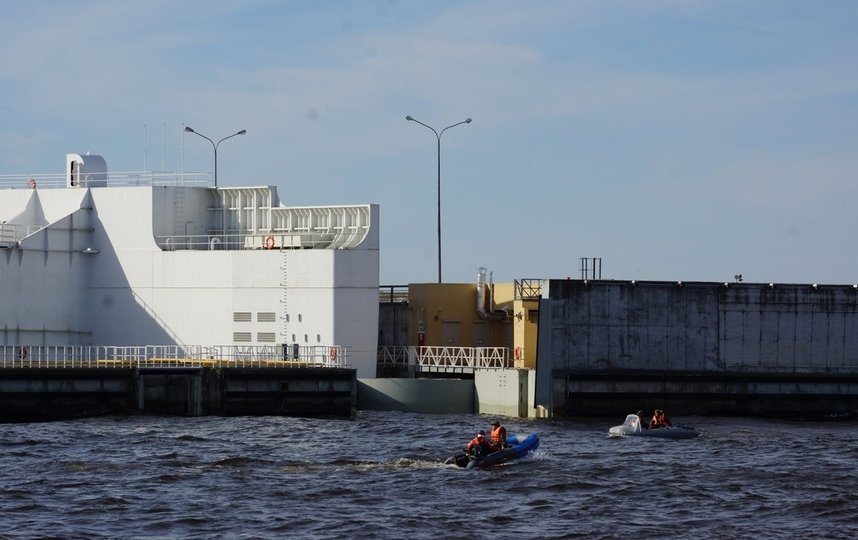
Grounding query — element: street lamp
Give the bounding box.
[405,115,472,283]
[184,126,247,188]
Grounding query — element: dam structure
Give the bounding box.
[0,153,379,419]
[535,278,858,418]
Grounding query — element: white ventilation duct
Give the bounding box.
[66,153,107,188]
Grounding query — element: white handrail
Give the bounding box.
[377,346,511,370]
[0,171,211,189]
[0,344,348,369]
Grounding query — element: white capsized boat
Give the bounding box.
[609,414,699,439]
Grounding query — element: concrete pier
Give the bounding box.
[0,366,356,421]
[0,368,136,421]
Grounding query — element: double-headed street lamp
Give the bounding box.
[405,115,472,283]
[184,126,247,188]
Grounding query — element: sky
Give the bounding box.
[2,0,858,286]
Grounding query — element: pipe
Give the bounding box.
[476,267,506,321]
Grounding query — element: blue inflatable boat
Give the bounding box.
[445,433,540,469]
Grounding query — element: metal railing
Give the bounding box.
[154,231,367,251]
[379,285,409,303]
[0,344,348,369]
[377,346,511,371]
[0,171,212,190]
[0,223,43,245]
[515,279,544,300]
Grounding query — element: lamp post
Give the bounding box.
[183,126,247,188]
[405,115,472,283]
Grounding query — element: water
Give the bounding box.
[1,411,857,539]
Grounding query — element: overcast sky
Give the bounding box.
[2,1,857,285]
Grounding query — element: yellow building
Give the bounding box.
[510,279,541,369]
[403,270,541,369]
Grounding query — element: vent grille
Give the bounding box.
[233,312,252,323]
[257,312,276,323]
[257,332,277,343]
[233,332,252,343]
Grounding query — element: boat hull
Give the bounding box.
[608,413,699,439]
[446,433,540,469]
[609,425,699,439]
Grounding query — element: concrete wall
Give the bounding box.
[474,368,539,418]
[535,279,858,417]
[357,378,474,413]
[357,368,541,418]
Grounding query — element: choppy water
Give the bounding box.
[1,411,857,539]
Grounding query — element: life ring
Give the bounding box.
[264,236,275,249]
[329,347,338,360]
[26,178,37,189]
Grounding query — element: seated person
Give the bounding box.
[490,420,507,449]
[649,409,672,429]
[636,410,649,429]
[466,431,495,457]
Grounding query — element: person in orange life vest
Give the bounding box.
[466,431,494,458]
[649,409,672,429]
[490,420,507,449]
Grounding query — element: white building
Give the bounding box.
[0,154,380,378]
